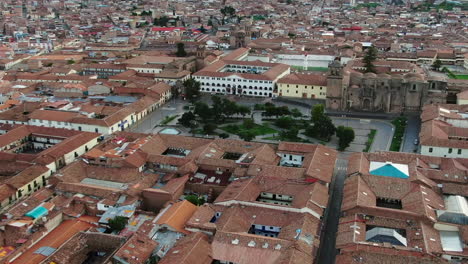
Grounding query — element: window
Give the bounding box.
[448,148,452,154]
[458,149,462,155]
[429,147,433,153]
[376,197,402,209]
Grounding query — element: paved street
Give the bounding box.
[401,114,421,153]
[332,118,394,153]
[130,98,187,133]
[317,156,348,264]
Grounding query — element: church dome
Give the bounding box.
[364,72,377,78]
[404,73,423,80]
[349,71,363,85]
[377,73,391,79]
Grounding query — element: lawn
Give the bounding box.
[221,123,277,136]
[363,129,377,152]
[453,75,468,80]
[292,66,328,72]
[160,115,178,125]
[390,117,407,152]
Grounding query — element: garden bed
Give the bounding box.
[390,117,407,151]
[221,123,277,136]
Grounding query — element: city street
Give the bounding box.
[317,156,348,264]
[130,98,187,133]
[332,118,394,153]
[401,114,421,153]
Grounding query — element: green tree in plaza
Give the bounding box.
[306,104,336,141]
[291,108,302,118]
[210,95,250,122]
[178,111,196,128]
[176,42,187,57]
[336,126,355,151]
[194,102,211,122]
[243,118,255,129]
[183,78,201,103]
[432,59,442,71]
[218,133,230,139]
[203,123,218,134]
[311,104,325,123]
[275,116,295,129]
[236,105,251,117]
[238,130,256,142]
[363,46,377,73]
[280,127,299,140]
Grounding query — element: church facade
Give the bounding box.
[326,60,448,113]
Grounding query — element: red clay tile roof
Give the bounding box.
[159,232,212,264]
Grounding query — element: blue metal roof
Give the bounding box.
[34,246,56,256]
[369,164,409,179]
[25,206,48,219]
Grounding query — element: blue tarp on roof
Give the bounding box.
[369,164,409,179]
[25,206,48,219]
[34,246,56,256]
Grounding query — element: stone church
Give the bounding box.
[326,59,448,113]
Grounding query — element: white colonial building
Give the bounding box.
[193,59,290,98]
[419,104,468,158]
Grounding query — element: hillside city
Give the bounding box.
[0,0,466,263]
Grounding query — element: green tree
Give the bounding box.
[203,123,217,134]
[243,119,255,129]
[199,25,207,34]
[220,6,236,24]
[432,59,442,71]
[183,78,201,103]
[194,102,211,122]
[218,133,230,139]
[306,107,336,141]
[275,116,295,129]
[211,95,225,122]
[178,111,196,127]
[336,126,355,151]
[67,59,75,65]
[291,108,302,118]
[311,104,325,123]
[236,105,251,117]
[185,194,205,206]
[176,42,187,57]
[108,216,127,232]
[239,130,255,141]
[254,104,265,111]
[221,98,238,118]
[363,46,377,73]
[154,16,169,26]
[280,127,299,140]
